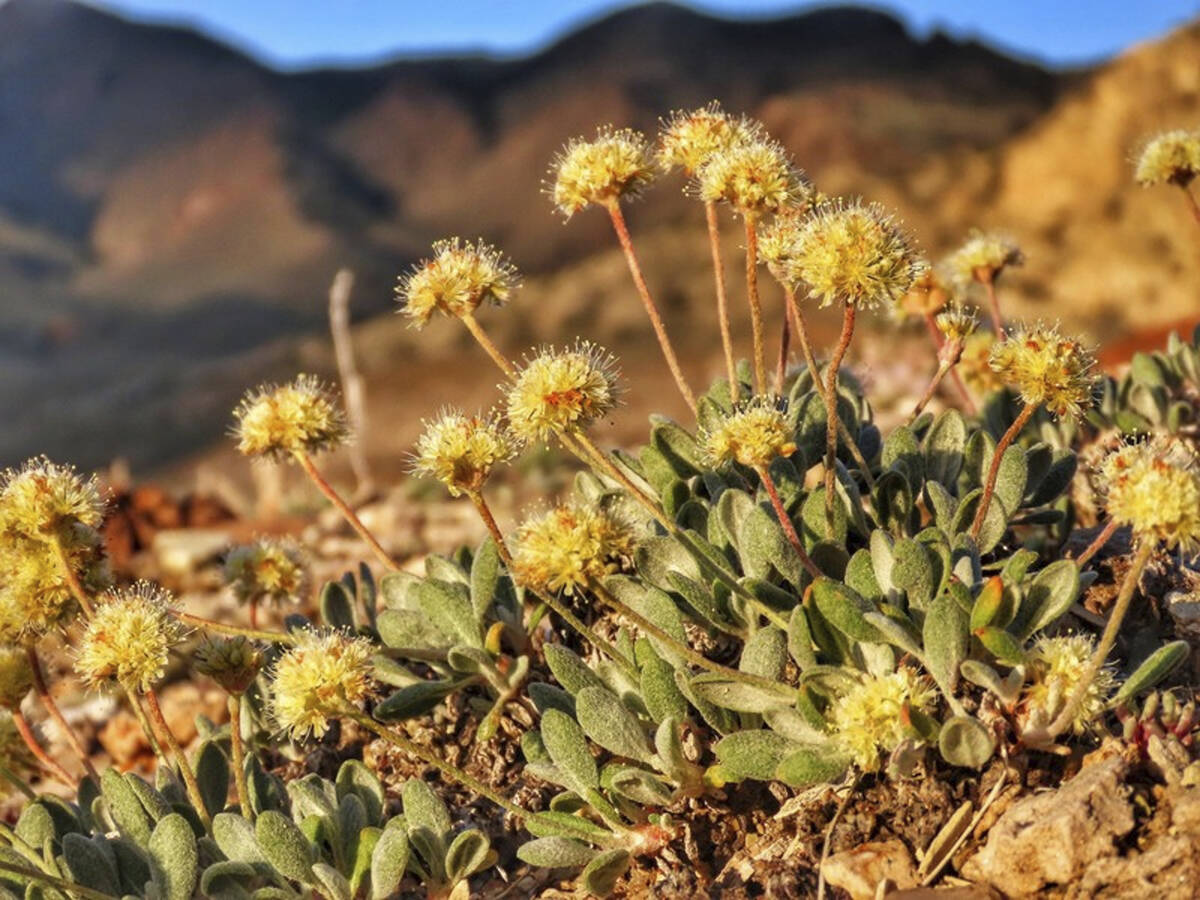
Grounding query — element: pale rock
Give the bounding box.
[820,839,918,900]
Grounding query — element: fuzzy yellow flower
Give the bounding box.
[1101,438,1200,552]
[512,500,638,596]
[988,324,1096,418]
[0,647,31,711]
[194,636,264,695]
[830,667,935,771]
[786,200,923,310]
[0,533,108,641]
[757,211,805,288]
[233,375,349,460]
[0,458,105,541]
[935,307,979,344]
[657,103,757,177]
[958,331,1004,396]
[697,135,805,216]
[224,538,307,608]
[550,127,657,217]
[396,238,518,327]
[75,583,186,693]
[409,409,517,497]
[944,230,1023,286]
[1020,634,1115,736]
[700,399,796,469]
[271,630,374,740]
[506,342,621,443]
[1134,129,1200,187]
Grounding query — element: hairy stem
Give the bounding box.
[743,215,766,395]
[922,311,977,414]
[128,691,168,765]
[25,647,98,781]
[295,451,399,572]
[0,859,122,900]
[143,689,212,831]
[982,275,1005,338]
[11,709,74,785]
[173,610,295,644]
[1044,540,1155,741]
[755,465,822,579]
[706,200,740,403]
[607,202,697,414]
[823,304,857,537]
[1181,183,1200,231]
[461,311,517,379]
[969,403,1036,540]
[228,693,253,820]
[907,361,953,424]
[775,292,791,396]
[50,535,94,617]
[467,491,512,567]
[1075,518,1122,568]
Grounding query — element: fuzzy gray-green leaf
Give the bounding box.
[149,813,199,900]
[517,837,596,869]
[256,810,314,885]
[1112,641,1190,707]
[581,848,632,897]
[62,834,121,897]
[540,710,599,793]
[415,579,482,649]
[370,823,410,900]
[544,644,607,697]
[938,716,996,769]
[575,687,654,764]
[811,578,881,642]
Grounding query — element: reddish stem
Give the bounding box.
[823,304,857,536]
[295,451,399,572]
[705,200,739,404]
[982,276,1005,338]
[25,647,98,781]
[1075,518,1121,568]
[969,403,1037,540]
[744,215,766,395]
[756,466,822,579]
[11,709,74,785]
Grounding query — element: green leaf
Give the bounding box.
[212,813,266,865]
[601,576,688,667]
[738,504,808,588]
[951,488,1007,554]
[993,445,1028,519]
[415,579,482,649]
[401,779,451,839]
[374,679,463,721]
[810,578,881,642]
[335,759,385,827]
[740,626,787,681]
[580,849,632,897]
[102,768,153,848]
[195,741,231,819]
[1112,641,1190,707]
[544,644,607,697]
[255,810,314,885]
[376,608,451,650]
[969,577,1006,631]
[938,716,996,769]
[539,710,599,794]
[713,730,797,781]
[517,837,596,869]
[775,747,851,787]
[61,835,121,897]
[605,765,673,805]
[311,863,352,900]
[320,581,356,632]
[689,673,794,713]
[470,538,503,621]
[974,627,1026,665]
[639,658,688,724]
[575,687,654,764]
[529,682,576,718]
[369,823,410,900]
[786,606,817,670]
[1014,560,1080,639]
[891,538,941,610]
[524,811,612,843]
[882,423,923,485]
[200,860,258,900]
[149,813,199,900]
[445,829,491,883]
[924,409,967,486]
[924,590,968,705]
[651,418,704,477]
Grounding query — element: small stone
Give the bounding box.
[821,839,918,900]
[99,710,151,767]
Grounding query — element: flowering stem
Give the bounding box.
[922,312,976,415]
[50,535,94,617]
[294,451,400,572]
[173,611,295,645]
[705,200,739,404]
[775,294,791,397]
[128,691,168,764]
[345,708,530,820]
[143,689,212,831]
[467,491,512,566]
[786,290,876,490]
[1181,184,1200,230]
[11,709,75,785]
[981,275,1004,338]
[228,694,253,820]
[0,859,121,900]
[606,201,697,414]
[248,598,259,630]
[906,361,953,425]
[1075,519,1122,568]
[755,465,821,579]
[743,215,766,395]
[588,580,792,693]
[823,304,857,538]
[461,312,518,379]
[24,646,98,781]
[0,765,35,801]
[1043,540,1155,742]
[968,403,1037,541]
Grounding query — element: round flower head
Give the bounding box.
[757,211,806,288]
[0,647,32,711]
[786,200,923,310]
[0,532,108,641]
[1134,129,1200,187]
[945,230,1023,286]
[1020,634,1115,736]
[958,331,1004,396]
[505,342,621,443]
[409,409,517,497]
[0,458,105,542]
[656,103,757,177]
[935,307,979,344]
[396,238,518,327]
[224,538,308,608]
[271,630,374,740]
[75,583,186,693]
[233,375,349,460]
[697,135,806,217]
[1100,437,1200,552]
[830,667,935,771]
[194,636,264,694]
[988,324,1096,418]
[550,126,657,217]
[512,500,638,596]
[700,398,796,470]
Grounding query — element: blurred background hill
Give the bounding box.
[2,0,1199,472]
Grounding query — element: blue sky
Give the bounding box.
[83,0,1200,69]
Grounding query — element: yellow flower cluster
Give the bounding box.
[785,200,923,309]
[75,583,186,693]
[700,399,796,469]
[224,538,308,607]
[958,331,1004,396]
[271,630,374,740]
[512,500,638,596]
[657,103,757,177]
[1020,634,1115,736]
[0,458,105,539]
[506,342,621,443]
[233,375,349,460]
[410,409,517,497]
[935,307,979,344]
[988,324,1096,418]
[396,238,518,327]
[697,135,805,216]
[1134,129,1200,187]
[1100,437,1200,552]
[830,667,935,771]
[757,211,805,289]
[194,636,264,694]
[550,127,657,217]
[944,230,1023,285]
